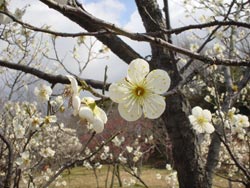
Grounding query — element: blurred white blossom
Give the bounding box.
[189,106,214,134]
[34,84,52,102]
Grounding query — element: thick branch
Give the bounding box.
[39,0,141,64]
[2,6,249,67]
[135,0,168,60]
[0,59,109,90]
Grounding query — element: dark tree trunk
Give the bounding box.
[163,93,209,188]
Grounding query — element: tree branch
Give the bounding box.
[0,59,109,90]
[39,0,141,64]
[0,132,13,188]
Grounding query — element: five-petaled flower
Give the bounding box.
[189,106,214,134]
[109,58,171,121]
[34,84,52,102]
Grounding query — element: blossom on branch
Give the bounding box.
[109,58,171,121]
[16,151,31,169]
[234,114,249,128]
[79,97,107,134]
[189,106,214,134]
[34,84,52,102]
[67,75,81,115]
[66,75,107,133]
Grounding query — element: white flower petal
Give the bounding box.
[205,123,215,134]
[145,69,171,94]
[202,109,212,121]
[191,106,203,117]
[142,94,166,119]
[79,106,94,122]
[109,80,129,103]
[188,115,196,125]
[92,117,104,133]
[72,95,81,116]
[67,75,78,94]
[118,102,142,121]
[127,58,149,84]
[95,107,108,124]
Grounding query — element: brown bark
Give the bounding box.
[163,93,209,188]
[135,1,211,187]
[39,0,141,64]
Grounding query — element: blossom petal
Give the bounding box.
[191,106,203,117]
[145,69,171,94]
[67,75,78,94]
[109,80,129,103]
[193,124,204,134]
[118,102,142,121]
[202,109,212,121]
[96,107,108,124]
[188,115,196,125]
[72,95,81,116]
[142,94,166,119]
[204,123,215,134]
[92,117,104,133]
[127,58,149,84]
[79,106,94,122]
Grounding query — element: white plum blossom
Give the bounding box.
[118,154,127,164]
[133,148,143,162]
[79,97,107,134]
[189,106,215,134]
[40,147,55,158]
[103,146,110,153]
[109,58,171,121]
[227,107,237,124]
[66,75,107,133]
[213,43,225,55]
[112,136,125,147]
[43,115,57,125]
[234,114,249,128]
[34,84,52,102]
[190,43,199,52]
[16,152,31,168]
[50,96,64,107]
[126,146,133,153]
[13,124,25,139]
[67,75,81,115]
[30,117,41,130]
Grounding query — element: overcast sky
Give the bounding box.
[8,0,187,82]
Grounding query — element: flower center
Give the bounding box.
[134,86,145,97]
[40,89,47,97]
[197,116,207,126]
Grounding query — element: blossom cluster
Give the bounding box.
[67,75,107,133]
[0,101,82,187]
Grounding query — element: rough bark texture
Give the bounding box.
[163,93,209,188]
[135,1,210,187]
